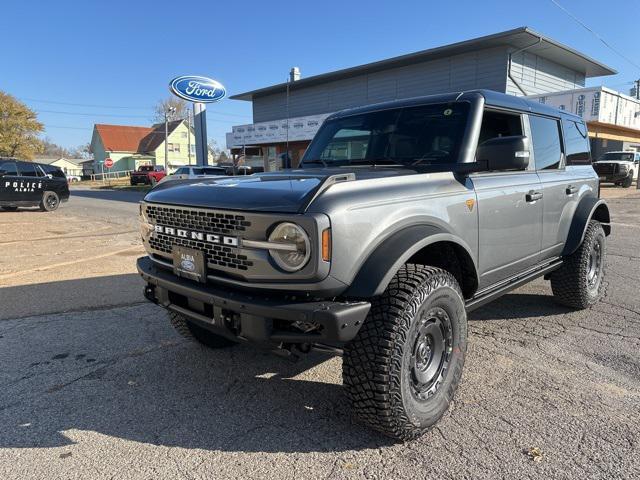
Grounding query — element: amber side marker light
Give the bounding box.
[322,229,332,262]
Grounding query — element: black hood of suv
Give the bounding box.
[143,168,416,213]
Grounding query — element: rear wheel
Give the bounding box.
[40,191,60,211]
[343,265,467,441]
[551,220,606,309]
[168,311,237,349]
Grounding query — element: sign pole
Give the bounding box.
[193,103,208,166]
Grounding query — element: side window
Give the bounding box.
[175,167,187,175]
[478,109,523,144]
[18,162,39,177]
[562,119,591,165]
[529,115,562,170]
[42,165,65,178]
[0,162,18,175]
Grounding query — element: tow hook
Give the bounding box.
[144,284,157,303]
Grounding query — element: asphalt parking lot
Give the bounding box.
[0,185,639,479]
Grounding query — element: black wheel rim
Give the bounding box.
[410,306,453,401]
[46,194,58,209]
[587,239,602,289]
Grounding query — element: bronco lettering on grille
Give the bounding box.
[154,225,239,247]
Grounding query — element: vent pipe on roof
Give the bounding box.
[290,67,301,82]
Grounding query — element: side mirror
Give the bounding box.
[477,135,530,171]
[0,169,6,177]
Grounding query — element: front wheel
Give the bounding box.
[622,173,633,188]
[551,220,606,309]
[40,191,60,211]
[343,265,467,441]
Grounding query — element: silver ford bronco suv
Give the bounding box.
[138,90,610,440]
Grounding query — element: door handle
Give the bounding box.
[566,185,578,195]
[525,191,543,202]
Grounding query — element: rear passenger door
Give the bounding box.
[470,108,543,289]
[17,162,46,203]
[530,116,585,261]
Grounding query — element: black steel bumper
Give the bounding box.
[598,174,629,183]
[137,256,370,345]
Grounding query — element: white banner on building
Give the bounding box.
[226,112,332,148]
[528,87,640,131]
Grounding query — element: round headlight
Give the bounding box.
[268,222,311,272]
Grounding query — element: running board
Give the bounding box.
[465,260,563,312]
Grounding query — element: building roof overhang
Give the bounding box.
[230,27,616,101]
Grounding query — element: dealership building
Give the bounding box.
[226,26,626,170]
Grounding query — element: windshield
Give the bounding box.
[601,152,635,161]
[302,102,470,167]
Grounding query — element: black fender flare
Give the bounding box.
[562,197,611,257]
[343,224,478,298]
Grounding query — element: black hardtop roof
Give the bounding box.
[325,89,583,122]
[0,158,64,169]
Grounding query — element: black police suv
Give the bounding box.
[0,158,70,212]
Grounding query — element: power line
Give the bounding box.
[20,97,149,109]
[549,0,640,72]
[42,125,93,131]
[35,109,239,123]
[20,96,252,119]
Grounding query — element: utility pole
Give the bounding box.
[164,106,176,170]
[187,110,192,165]
[635,79,640,100]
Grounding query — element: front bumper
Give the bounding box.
[137,256,370,345]
[598,173,630,183]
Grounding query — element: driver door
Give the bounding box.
[0,161,22,203]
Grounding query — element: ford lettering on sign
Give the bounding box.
[169,76,226,103]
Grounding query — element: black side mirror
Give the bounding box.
[477,135,530,171]
[0,169,7,177]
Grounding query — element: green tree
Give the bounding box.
[0,91,43,159]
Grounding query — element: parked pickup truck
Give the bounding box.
[593,151,639,188]
[130,165,166,185]
[137,90,610,441]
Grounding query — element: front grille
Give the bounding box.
[594,163,618,175]
[149,233,253,270]
[146,204,251,235]
[145,204,254,271]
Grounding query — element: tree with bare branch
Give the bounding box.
[153,97,189,124]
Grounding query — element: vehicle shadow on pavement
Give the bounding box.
[468,292,572,321]
[69,188,147,204]
[0,300,396,453]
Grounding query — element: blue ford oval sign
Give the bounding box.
[169,76,226,103]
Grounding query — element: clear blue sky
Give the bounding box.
[2,0,639,150]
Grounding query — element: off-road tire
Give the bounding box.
[622,173,633,188]
[40,191,60,211]
[343,265,467,441]
[168,311,237,349]
[1,206,18,212]
[551,220,606,309]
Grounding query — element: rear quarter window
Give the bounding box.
[563,119,591,165]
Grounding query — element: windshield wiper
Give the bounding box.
[301,159,328,167]
[349,158,405,167]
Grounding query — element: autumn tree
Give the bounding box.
[0,91,43,159]
[153,97,189,124]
